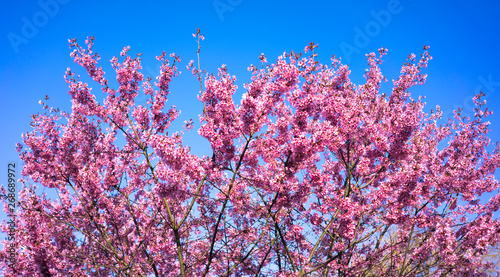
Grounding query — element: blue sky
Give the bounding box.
[1,0,500,242]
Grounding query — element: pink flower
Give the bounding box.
[3,37,500,277]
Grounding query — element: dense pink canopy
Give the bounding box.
[2,33,500,276]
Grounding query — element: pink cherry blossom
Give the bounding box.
[1,36,500,276]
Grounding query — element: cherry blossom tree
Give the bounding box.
[481,243,500,275]
[2,31,500,276]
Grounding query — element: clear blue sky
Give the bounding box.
[1,0,500,239]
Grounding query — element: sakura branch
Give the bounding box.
[1,32,500,276]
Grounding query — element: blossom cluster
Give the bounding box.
[1,36,499,276]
